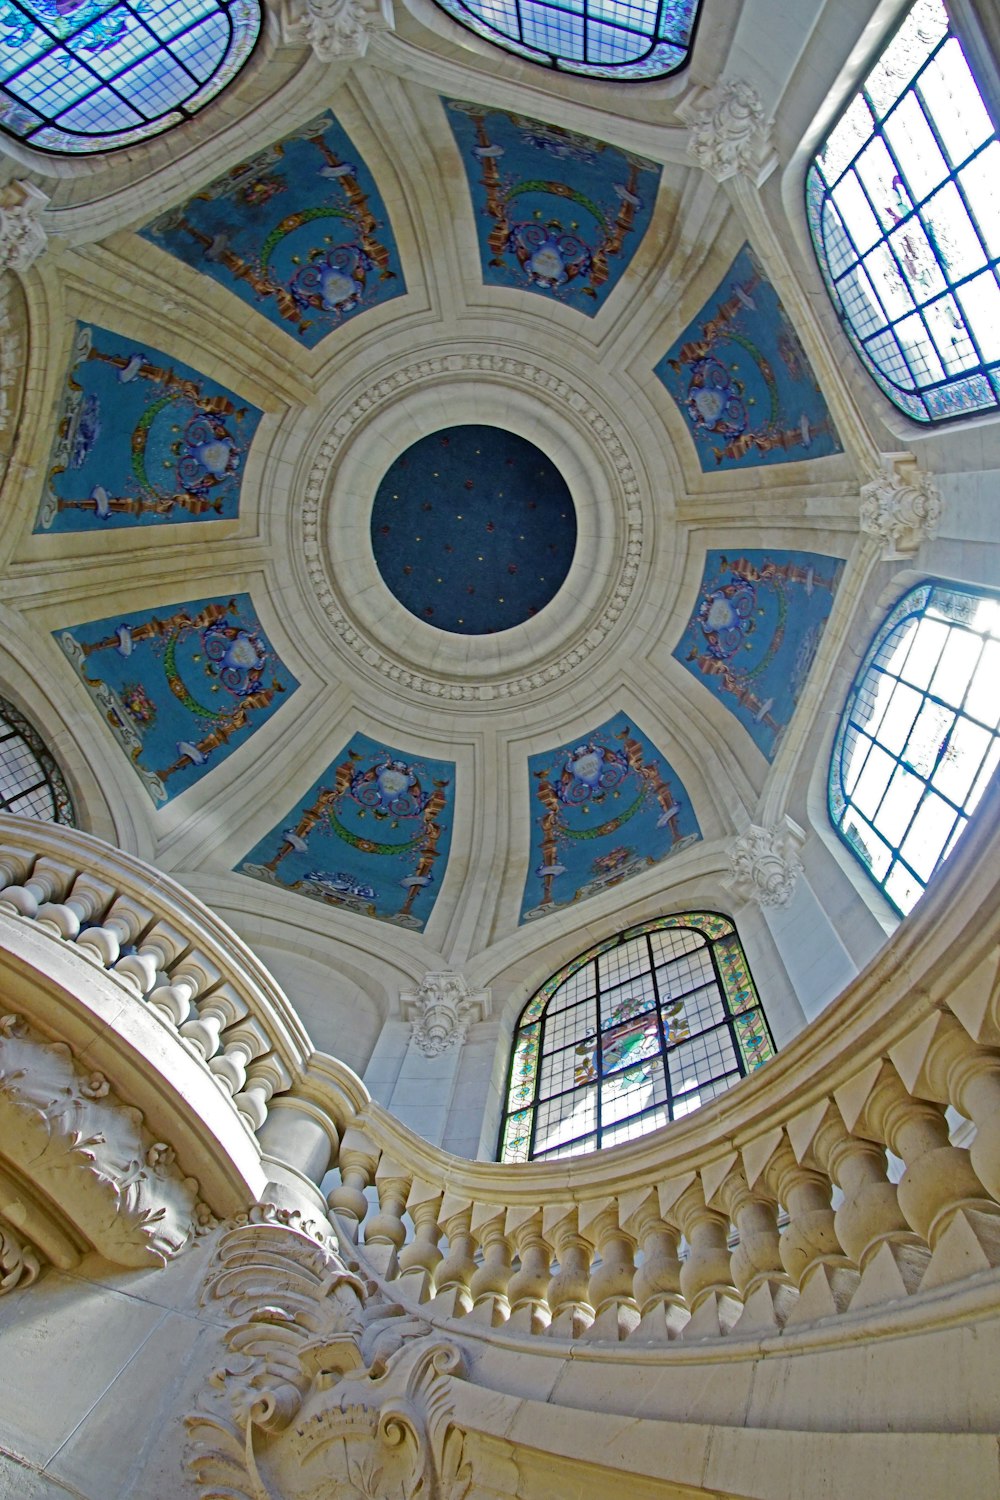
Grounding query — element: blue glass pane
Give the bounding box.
[433,0,700,79]
[806,0,1000,423]
[0,0,260,153]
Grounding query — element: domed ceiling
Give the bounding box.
[0,0,891,1036]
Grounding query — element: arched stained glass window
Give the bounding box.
[432,0,701,81]
[0,0,260,155]
[830,582,1000,915]
[499,913,774,1163]
[806,0,1000,423]
[0,696,75,824]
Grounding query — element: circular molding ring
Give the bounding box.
[299,351,647,703]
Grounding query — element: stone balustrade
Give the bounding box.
[318,780,1000,1347]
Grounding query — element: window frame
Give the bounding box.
[498,912,774,1164]
[0,694,76,825]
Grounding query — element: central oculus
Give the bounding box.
[370,424,577,635]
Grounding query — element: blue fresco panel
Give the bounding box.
[673,549,846,760]
[56,593,298,804]
[140,112,405,348]
[521,710,701,923]
[655,244,843,469]
[36,323,261,533]
[237,732,456,931]
[445,100,660,315]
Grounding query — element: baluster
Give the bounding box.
[363,1158,412,1278]
[764,1136,858,1323]
[580,1200,639,1341]
[620,1188,689,1341]
[428,1198,477,1318]
[0,846,30,894]
[233,1052,291,1133]
[505,1208,551,1334]
[396,1182,443,1302]
[666,1176,742,1338]
[863,1061,1000,1288]
[115,920,186,999]
[327,1129,379,1243]
[74,894,151,967]
[209,1017,268,1102]
[178,975,243,1060]
[705,1154,797,1334]
[36,870,113,939]
[798,1100,928,1307]
[0,856,73,919]
[468,1204,513,1327]
[542,1206,594,1338]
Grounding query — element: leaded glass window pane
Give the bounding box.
[0,0,260,154]
[498,913,774,1162]
[431,0,700,80]
[0,696,75,825]
[829,582,1000,914]
[806,0,1000,422]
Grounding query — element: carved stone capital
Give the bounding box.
[281,0,393,60]
[401,972,490,1057]
[0,180,49,274]
[0,1012,204,1267]
[682,79,777,185]
[725,818,805,908]
[859,455,942,558]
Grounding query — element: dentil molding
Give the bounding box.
[724,817,805,908]
[0,180,48,274]
[0,1012,212,1272]
[301,353,644,702]
[859,455,942,558]
[681,79,777,186]
[281,0,394,59]
[401,972,491,1057]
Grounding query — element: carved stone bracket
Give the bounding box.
[0,1012,208,1270]
[186,1214,502,1500]
[681,79,777,186]
[281,0,394,60]
[859,455,942,558]
[400,972,491,1057]
[725,818,805,908]
[0,181,49,274]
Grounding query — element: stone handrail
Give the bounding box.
[323,776,1000,1344]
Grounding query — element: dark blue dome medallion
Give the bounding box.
[370,425,577,636]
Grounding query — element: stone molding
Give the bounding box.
[725,817,805,908]
[0,1218,42,1295]
[859,455,942,558]
[682,79,777,185]
[0,180,49,274]
[401,972,491,1057]
[301,353,643,701]
[281,0,394,59]
[186,1216,501,1500]
[0,1011,210,1269]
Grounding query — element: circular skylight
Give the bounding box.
[370,425,577,636]
[0,0,260,154]
[431,0,701,81]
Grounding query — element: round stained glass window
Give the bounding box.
[432,0,702,81]
[0,0,260,154]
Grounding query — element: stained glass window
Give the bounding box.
[0,0,260,154]
[432,0,701,80]
[829,581,1000,915]
[806,0,1000,422]
[499,912,774,1163]
[0,696,75,824]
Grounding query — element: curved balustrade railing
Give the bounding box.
[2,787,1000,1344]
[323,778,1000,1345]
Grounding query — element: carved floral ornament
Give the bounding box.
[725,817,805,908]
[0,1012,214,1282]
[401,972,491,1057]
[186,1215,518,1500]
[0,181,49,276]
[300,354,644,702]
[280,0,394,60]
[859,455,942,558]
[681,79,778,186]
